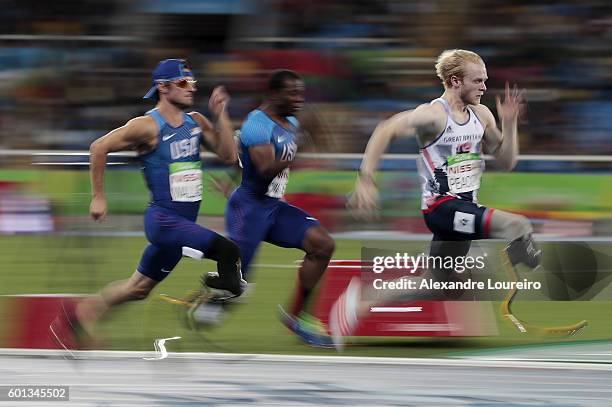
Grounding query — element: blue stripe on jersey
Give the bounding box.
[140,108,203,220]
[148,109,166,130]
[238,109,299,197]
[240,111,275,147]
[287,116,298,128]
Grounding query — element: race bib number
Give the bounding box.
[446,153,482,194]
[266,168,289,198]
[169,162,202,202]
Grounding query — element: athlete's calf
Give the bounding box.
[289,226,335,316]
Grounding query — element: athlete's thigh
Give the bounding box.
[423,198,493,240]
[265,201,320,249]
[225,193,270,245]
[145,205,221,257]
[225,191,271,273]
[137,243,182,282]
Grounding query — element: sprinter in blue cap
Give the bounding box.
[50,58,246,351]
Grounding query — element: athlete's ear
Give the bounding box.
[157,82,169,96]
[450,75,462,88]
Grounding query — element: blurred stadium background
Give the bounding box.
[0,0,610,237]
[0,0,611,354]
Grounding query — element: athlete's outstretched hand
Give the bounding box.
[90,196,108,222]
[496,82,524,123]
[347,175,380,220]
[208,86,230,117]
[207,172,236,199]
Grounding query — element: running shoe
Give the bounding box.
[278,305,333,348]
[328,277,361,351]
[49,300,86,358]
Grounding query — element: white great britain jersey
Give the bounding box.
[417,98,486,210]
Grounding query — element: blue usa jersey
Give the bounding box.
[239,109,298,198]
[140,108,204,220]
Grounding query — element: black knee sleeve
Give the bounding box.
[506,233,542,269]
[206,235,240,262]
[204,236,245,296]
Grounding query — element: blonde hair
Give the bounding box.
[435,49,485,89]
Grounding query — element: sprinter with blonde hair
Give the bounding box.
[329,49,543,350]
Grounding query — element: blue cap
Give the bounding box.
[143,59,194,99]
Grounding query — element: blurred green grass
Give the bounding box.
[0,235,610,357]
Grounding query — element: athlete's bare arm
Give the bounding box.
[248,144,291,180]
[89,116,157,222]
[351,104,442,216]
[477,82,523,171]
[190,86,237,164]
[359,104,444,177]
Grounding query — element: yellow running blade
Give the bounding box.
[159,293,194,308]
[499,249,588,337]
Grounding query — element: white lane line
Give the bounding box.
[1,348,612,371]
[370,307,423,313]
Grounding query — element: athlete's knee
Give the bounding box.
[305,228,335,259]
[207,235,240,262]
[125,282,153,301]
[501,214,533,241]
[513,215,533,239]
[317,234,335,258]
